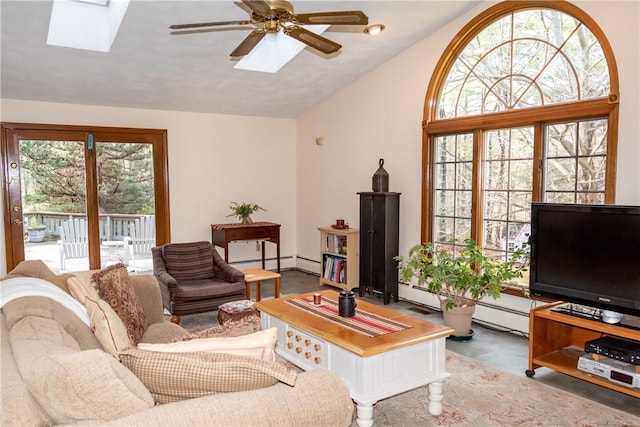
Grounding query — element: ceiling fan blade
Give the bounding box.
[284,25,341,55]
[294,11,368,26]
[169,20,252,30]
[241,0,274,17]
[230,30,266,57]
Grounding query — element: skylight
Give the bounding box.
[47,0,130,52]
[234,25,330,73]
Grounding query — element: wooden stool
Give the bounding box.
[217,300,259,325]
[242,268,281,302]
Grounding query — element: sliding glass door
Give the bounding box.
[2,123,170,273]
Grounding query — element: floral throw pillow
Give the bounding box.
[92,263,148,345]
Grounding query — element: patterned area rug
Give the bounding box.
[352,350,640,426]
[178,311,640,426]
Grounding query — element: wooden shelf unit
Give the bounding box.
[528,302,640,398]
[318,227,359,291]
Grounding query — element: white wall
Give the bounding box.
[0,101,297,275]
[296,0,640,269]
[1,0,638,310]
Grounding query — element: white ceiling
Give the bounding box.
[0,1,479,118]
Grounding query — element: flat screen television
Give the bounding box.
[529,203,640,319]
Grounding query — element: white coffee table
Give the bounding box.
[254,290,454,427]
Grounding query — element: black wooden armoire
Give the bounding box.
[358,192,400,304]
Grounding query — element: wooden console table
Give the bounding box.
[211,222,281,272]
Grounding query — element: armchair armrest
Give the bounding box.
[211,249,244,283]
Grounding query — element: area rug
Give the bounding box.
[178,311,640,426]
[353,350,640,426]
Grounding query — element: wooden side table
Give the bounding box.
[211,222,281,272]
[242,268,281,302]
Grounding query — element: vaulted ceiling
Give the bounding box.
[1,1,479,118]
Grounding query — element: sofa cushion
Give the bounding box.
[137,327,277,361]
[140,321,189,344]
[9,315,154,424]
[119,349,297,404]
[1,313,53,427]
[161,241,216,281]
[92,264,148,345]
[85,296,133,354]
[2,297,100,350]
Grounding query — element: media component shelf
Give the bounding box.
[527,302,640,398]
[318,227,359,291]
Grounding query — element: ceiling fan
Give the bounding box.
[169,0,369,57]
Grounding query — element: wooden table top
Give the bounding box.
[254,290,454,357]
[242,268,281,282]
[211,222,280,230]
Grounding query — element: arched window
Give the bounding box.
[422,1,618,276]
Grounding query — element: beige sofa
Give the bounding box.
[1,269,354,426]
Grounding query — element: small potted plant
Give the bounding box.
[227,202,266,225]
[396,238,528,336]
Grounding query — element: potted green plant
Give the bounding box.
[396,238,528,336]
[227,202,267,225]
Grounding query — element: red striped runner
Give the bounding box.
[286,296,412,337]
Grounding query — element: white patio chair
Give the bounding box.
[124,215,155,271]
[58,218,88,271]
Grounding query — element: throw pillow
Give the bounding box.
[9,315,154,424]
[84,296,133,355]
[119,349,297,404]
[137,327,277,361]
[92,264,148,345]
[67,272,101,304]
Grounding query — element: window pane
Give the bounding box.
[97,142,156,272]
[434,190,455,216]
[434,216,454,243]
[433,134,473,246]
[20,140,89,272]
[544,119,607,202]
[483,127,533,261]
[439,8,610,118]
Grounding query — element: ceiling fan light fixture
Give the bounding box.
[364,24,385,36]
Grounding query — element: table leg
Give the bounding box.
[427,381,445,416]
[355,403,374,427]
[245,282,251,300]
[261,241,266,269]
[274,276,280,298]
[256,280,262,301]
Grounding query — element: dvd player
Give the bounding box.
[585,336,640,365]
[578,353,640,389]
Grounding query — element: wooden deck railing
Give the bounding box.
[24,212,153,242]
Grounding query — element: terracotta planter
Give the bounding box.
[440,301,476,336]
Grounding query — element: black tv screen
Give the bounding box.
[529,203,640,317]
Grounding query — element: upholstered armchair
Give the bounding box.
[151,241,246,323]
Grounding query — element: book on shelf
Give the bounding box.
[325,233,348,255]
[323,255,347,283]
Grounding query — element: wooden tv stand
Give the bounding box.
[527,302,640,398]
